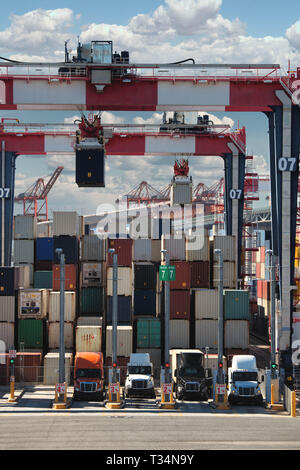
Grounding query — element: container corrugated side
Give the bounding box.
[106,326,133,357]
[195,289,218,319]
[195,319,218,350]
[134,263,157,290]
[133,239,152,261]
[0,322,14,350]
[80,287,104,314]
[213,236,236,262]
[224,320,249,350]
[0,267,15,296]
[18,289,49,319]
[14,265,31,289]
[13,240,34,264]
[186,235,210,262]
[14,215,37,239]
[48,291,76,322]
[18,319,44,349]
[151,240,162,262]
[35,237,53,261]
[107,267,132,296]
[43,352,73,385]
[169,320,189,349]
[81,235,105,261]
[34,271,53,289]
[48,322,74,350]
[224,290,249,320]
[0,297,15,322]
[75,326,102,352]
[213,261,236,289]
[77,316,102,326]
[136,318,161,348]
[53,211,80,237]
[161,236,185,261]
[37,222,52,238]
[170,181,192,205]
[15,352,42,383]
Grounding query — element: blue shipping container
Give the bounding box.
[36,237,54,261]
[107,296,132,325]
[134,289,156,316]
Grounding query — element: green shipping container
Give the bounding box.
[18,319,44,349]
[224,290,249,320]
[80,287,104,314]
[34,271,53,289]
[136,318,161,348]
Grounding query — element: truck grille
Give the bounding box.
[239,387,255,396]
[80,382,97,393]
[185,382,200,392]
[132,380,147,389]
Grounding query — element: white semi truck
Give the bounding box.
[124,353,156,399]
[228,355,263,405]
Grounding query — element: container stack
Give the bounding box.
[211,235,236,289]
[224,289,250,355]
[0,267,16,351]
[193,289,218,351]
[14,214,36,286]
[17,288,48,351]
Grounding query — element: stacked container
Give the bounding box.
[223,289,250,352]
[212,235,236,289]
[0,267,16,351]
[13,214,36,286]
[48,291,76,350]
[194,289,218,351]
[17,288,49,351]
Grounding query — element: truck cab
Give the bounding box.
[172,351,210,401]
[124,353,156,399]
[228,355,263,405]
[73,352,105,401]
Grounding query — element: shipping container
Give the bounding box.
[170,290,190,319]
[37,222,52,238]
[106,267,132,296]
[151,240,162,262]
[18,319,44,350]
[80,287,104,314]
[161,236,185,261]
[0,267,15,296]
[0,297,15,322]
[170,261,191,290]
[106,296,131,325]
[43,352,73,385]
[14,265,31,290]
[133,289,156,316]
[186,235,210,262]
[195,319,218,350]
[81,235,105,261]
[190,261,210,288]
[52,264,77,291]
[133,239,152,262]
[194,289,218,320]
[14,215,37,240]
[13,239,34,265]
[263,281,270,301]
[224,320,249,350]
[169,320,190,349]
[0,353,9,384]
[170,180,193,205]
[212,236,236,262]
[34,271,53,289]
[15,352,42,383]
[81,262,103,287]
[75,326,102,352]
[105,326,133,357]
[53,211,80,237]
[18,289,49,319]
[77,316,102,326]
[35,237,54,261]
[213,261,236,289]
[134,263,156,290]
[224,290,249,320]
[35,260,53,271]
[135,318,161,348]
[53,236,79,264]
[48,322,74,350]
[107,239,133,266]
[0,322,14,350]
[48,291,76,322]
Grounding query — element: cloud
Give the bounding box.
[286,20,300,50]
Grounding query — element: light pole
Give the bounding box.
[161,249,170,384]
[108,247,118,384]
[55,248,65,388]
[214,248,224,384]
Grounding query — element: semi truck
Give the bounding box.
[227,355,263,405]
[124,353,156,399]
[171,350,211,401]
[73,352,105,401]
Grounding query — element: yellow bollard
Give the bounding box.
[271,383,274,405]
[291,391,296,418]
[8,378,17,403]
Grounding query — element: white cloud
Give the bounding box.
[286,20,300,50]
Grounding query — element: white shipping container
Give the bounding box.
[14,265,31,289]
[152,240,162,262]
[224,320,249,350]
[77,316,102,326]
[53,211,80,237]
[0,297,15,322]
[81,263,103,287]
[106,326,133,357]
[14,215,37,239]
[0,322,14,350]
[48,291,76,322]
[48,322,74,350]
[76,326,102,353]
[13,239,35,264]
[169,320,190,349]
[195,320,218,350]
[170,181,192,205]
[106,267,132,296]
[81,235,105,261]
[186,235,210,262]
[43,352,73,385]
[195,289,218,319]
[161,236,185,261]
[261,263,265,280]
[213,261,236,289]
[133,239,152,261]
[18,289,49,319]
[37,221,53,238]
[213,235,236,262]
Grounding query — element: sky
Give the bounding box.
[1,0,299,215]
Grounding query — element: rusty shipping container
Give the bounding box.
[75,326,102,353]
[14,352,42,383]
[52,264,77,291]
[190,261,210,288]
[170,261,191,290]
[107,239,133,266]
[170,290,190,320]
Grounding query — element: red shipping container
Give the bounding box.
[0,353,9,385]
[15,352,42,383]
[53,264,77,291]
[107,239,133,267]
[256,263,261,279]
[105,356,130,385]
[190,261,210,288]
[170,261,191,290]
[257,280,263,299]
[263,280,270,301]
[170,290,190,319]
[260,247,265,263]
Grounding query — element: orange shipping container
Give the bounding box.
[256,263,261,279]
[260,247,265,263]
[263,280,270,301]
[52,264,77,291]
[170,261,191,290]
[257,280,263,299]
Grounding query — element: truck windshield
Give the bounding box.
[128,366,152,375]
[76,368,101,379]
[179,367,204,378]
[232,372,258,382]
